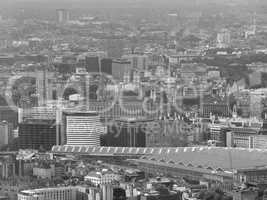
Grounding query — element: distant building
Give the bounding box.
[54,62,76,74]
[235,91,251,118]
[76,186,101,200]
[18,119,56,150]
[18,186,102,200]
[167,13,179,30]
[84,172,121,186]
[85,56,100,73]
[18,187,76,200]
[32,163,64,179]
[0,97,18,127]
[232,189,258,200]
[56,9,70,23]
[112,59,131,81]
[145,120,191,147]
[35,70,54,106]
[101,185,126,200]
[0,155,15,179]
[250,92,264,119]
[132,71,141,84]
[140,190,179,200]
[209,124,229,146]
[217,29,231,48]
[245,14,257,39]
[226,122,261,148]
[33,167,53,179]
[0,121,13,148]
[87,101,159,121]
[263,189,267,200]
[84,51,108,73]
[201,103,231,118]
[228,132,267,149]
[102,118,151,147]
[249,71,262,88]
[101,184,113,200]
[122,54,148,70]
[100,58,112,75]
[208,70,221,79]
[19,107,56,122]
[252,135,267,149]
[113,187,127,200]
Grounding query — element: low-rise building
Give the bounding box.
[84,172,121,186]
[18,187,76,200]
[232,189,258,200]
[0,155,16,179]
[33,167,53,179]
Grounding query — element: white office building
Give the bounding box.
[63,111,104,146]
[18,187,76,200]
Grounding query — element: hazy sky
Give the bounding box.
[0,0,265,17]
[0,0,258,5]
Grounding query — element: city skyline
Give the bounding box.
[1,0,267,199]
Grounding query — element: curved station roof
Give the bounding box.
[52,145,267,173]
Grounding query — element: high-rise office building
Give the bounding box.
[36,70,54,106]
[102,118,151,147]
[112,59,131,81]
[85,56,100,73]
[56,9,70,23]
[19,105,63,146]
[122,54,148,70]
[100,58,112,75]
[62,111,104,146]
[217,29,231,48]
[0,96,18,127]
[0,121,13,148]
[84,51,107,73]
[18,119,56,150]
